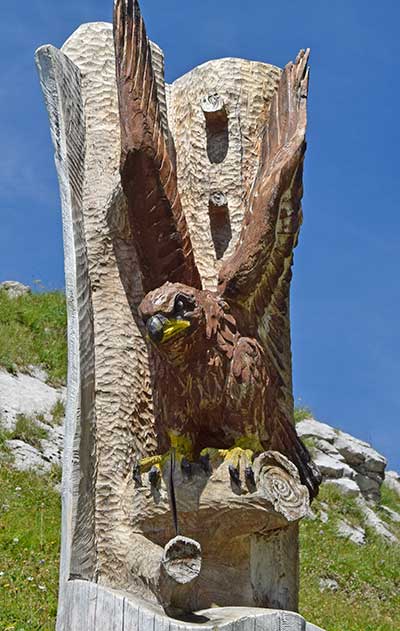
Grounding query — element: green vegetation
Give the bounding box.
[0,425,12,462]
[9,415,49,450]
[0,465,60,631]
[294,406,313,424]
[49,401,65,427]
[299,484,400,631]
[0,290,67,385]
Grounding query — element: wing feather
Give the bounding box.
[218,50,320,497]
[218,49,309,315]
[114,0,201,293]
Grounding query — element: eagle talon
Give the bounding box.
[181,458,192,478]
[149,465,160,486]
[228,464,241,486]
[245,466,256,489]
[199,453,211,473]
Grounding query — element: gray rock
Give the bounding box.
[381,505,400,523]
[5,439,52,473]
[354,472,381,501]
[0,368,65,476]
[313,452,355,479]
[297,417,387,502]
[334,432,386,473]
[41,424,64,466]
[0,280,31,299]
[296,419,337,443]
[356,498,398,544]
[319,578,339,592]
[0,369,65,430]
[384,471,400,497]
[319,510,329,524]
[27,365,49,382]
[336,519,366,545]
[306,508,318,521]
[323,477,361,497]
[314,439,345,460]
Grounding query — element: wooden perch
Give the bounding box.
[122,451,309,612]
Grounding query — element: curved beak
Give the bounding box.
[146,314,191,344]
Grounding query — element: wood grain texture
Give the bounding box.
[36,2,323,623]
[58,580,326,630]
[114,0,201,293]
[61,21,158,590]
[35,44,97,594]
[167,58,281,290]
[120,451,308,612]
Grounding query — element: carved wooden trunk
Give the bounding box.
[36,12,324,631]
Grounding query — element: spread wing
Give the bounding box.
[218,50,320,498]
[114,0,201,293]
[218,49,309,316]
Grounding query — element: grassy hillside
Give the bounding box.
[0,466,60,630]
[299,485,400,631]
[0,289,67,385]
[0,290,399,630]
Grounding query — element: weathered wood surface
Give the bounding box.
[61,21,158,592]
[35,5,322,627]
[121,451,309,611]
[168,60,280,289]
[35,43,97,593]
[58,580,326,630]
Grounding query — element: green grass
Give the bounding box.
[49,401,65,427]
[294,406,313,424]
[0,465,61,631]
[0,426,13,464]
[9,415,49,450]
[0,290,67,385]
[299,485,400,631]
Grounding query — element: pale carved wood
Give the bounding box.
[35,0,322,627]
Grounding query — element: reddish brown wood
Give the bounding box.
[114,1,320,500]
[114,0,201,293]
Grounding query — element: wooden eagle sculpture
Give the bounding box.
[113,0,321,500]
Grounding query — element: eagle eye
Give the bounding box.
[175,299,185,313]
[174,293,195,316]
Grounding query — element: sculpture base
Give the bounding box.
[58,580,325,630]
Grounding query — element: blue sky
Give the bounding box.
[0,1,399,470]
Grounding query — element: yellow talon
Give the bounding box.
[222,447,254,469]
[168,432,194,461]
[140,433,194,474]
[140,455,162,473]
[200,447,223,460]
[233,435,263,454]
[200,436,262,469]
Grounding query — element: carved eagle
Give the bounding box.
[113,0,321,499]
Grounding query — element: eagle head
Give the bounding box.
[139,282,207,349]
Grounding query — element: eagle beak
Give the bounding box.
[146,315,191,344]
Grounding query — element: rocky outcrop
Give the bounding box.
[0,368,65,473]
[336,518,366,545]
[296,418,387,502]
[0,369,65,431]
[298,416,400,545]
[0,280,31,298]
[385,471,400,497]
[356,497,398,544]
